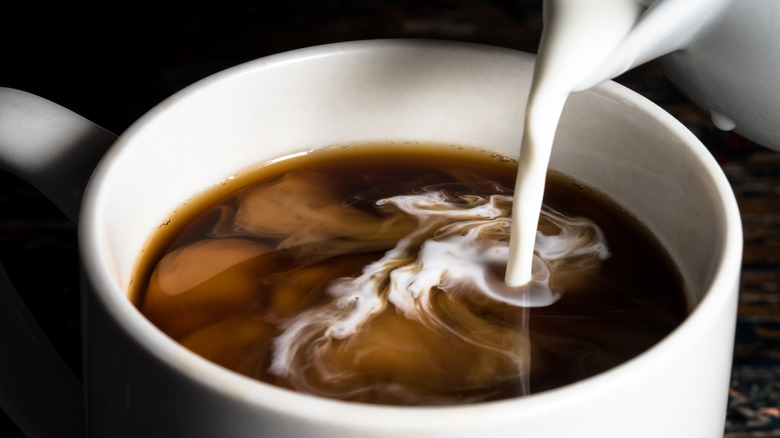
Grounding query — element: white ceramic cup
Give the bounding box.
[0,40,741,437]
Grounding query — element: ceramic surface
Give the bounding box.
[72,40,741,437]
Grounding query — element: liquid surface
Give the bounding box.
[132,145,687,405]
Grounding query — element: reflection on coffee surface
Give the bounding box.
[131,144,687,405]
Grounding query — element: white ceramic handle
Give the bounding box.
[0,88,116,221]
[573,0,734,91]
[0,87,116,437]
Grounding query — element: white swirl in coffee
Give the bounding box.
[223,177,609,402]
[135,149,684,406]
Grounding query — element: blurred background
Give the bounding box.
[1,1,778,436]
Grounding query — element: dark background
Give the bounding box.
[1,1,778,437]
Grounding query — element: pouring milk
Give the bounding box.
[506,0,736,285]
[506,0,644,286]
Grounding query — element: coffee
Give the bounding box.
[130,143,687,406]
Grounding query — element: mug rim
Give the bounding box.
[79,38,742,429]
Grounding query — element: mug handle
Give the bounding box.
[0,87,117,437]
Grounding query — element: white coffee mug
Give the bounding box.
[0,40,742,437]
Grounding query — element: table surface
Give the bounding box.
[1,1,778,437]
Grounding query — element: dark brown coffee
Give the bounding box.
[130,143,687,406]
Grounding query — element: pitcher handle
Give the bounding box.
[0,87,117,437]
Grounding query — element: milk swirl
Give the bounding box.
[135,149,690,406]
[268,183,609,398]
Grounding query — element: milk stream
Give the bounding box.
[505,0,645,286]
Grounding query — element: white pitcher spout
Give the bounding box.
[571,0,734,92]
